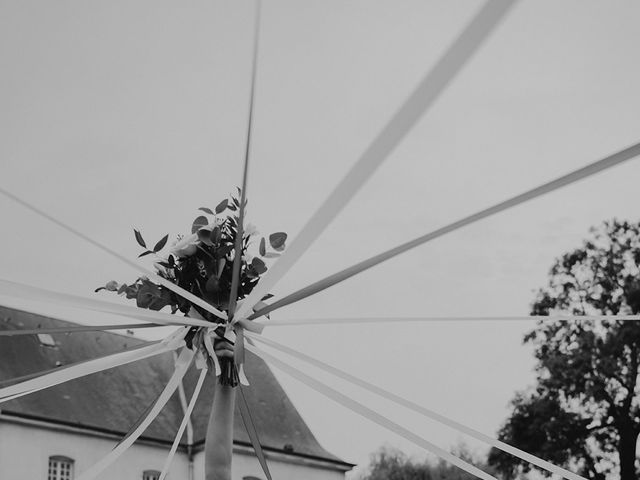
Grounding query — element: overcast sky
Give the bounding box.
[2,0,640,473]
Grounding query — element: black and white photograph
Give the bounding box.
[1,1,640,479]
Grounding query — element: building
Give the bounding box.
[0,305,354,480]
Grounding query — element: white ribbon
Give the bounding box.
[247,333,587,480]
[0,328,186,403]
[203,330,222,377]
[255,314,640,327]
[1,342,166,403]
[246,342,498,480]
[238,363,250,386]
[159,366,208,480]
[0,187,228,321]
[0,279,218,328]
[249,140,640,320]
[233,0,516,322]
[76,347,195,480]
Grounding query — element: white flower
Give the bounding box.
[170,233,199,258]
[244,223,258,237]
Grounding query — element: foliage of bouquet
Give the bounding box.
[96,190,286,386]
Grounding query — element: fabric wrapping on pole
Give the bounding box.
[250,141,640,320]
[247,333,587,480]
[238,385,272,480]
[233,0,516,322]
[76,348,195,480]
[0,341,168,403]
[159,366,208,480]
[0,188,227,320]
[246,343,498,480]
[255,314,640,327]
[0,279,216,328]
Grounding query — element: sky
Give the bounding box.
[1,0,640,474]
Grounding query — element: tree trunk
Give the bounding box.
[618,425,638,480]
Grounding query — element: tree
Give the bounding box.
[359,445,496,480]
[488,219,640,480]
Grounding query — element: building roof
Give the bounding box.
[0,305,351,468]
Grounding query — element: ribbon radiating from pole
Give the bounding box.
[0,323,162,337]
[228,0,262,387]
[247,332,587,480]
[0,341,165,403]
[158,366,208,480]
[0,341,158,390]
[76,347,195,480]
[254,314,640,327]
[233,0,516,322]
[238,385,273,480]
[250,141,640,319]
[0,188,228,321]
[0,279,216,329]
[246,343,498,480]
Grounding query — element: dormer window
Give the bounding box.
[37,333,56,347]
[142,470,161,480]
[48,455,74,480]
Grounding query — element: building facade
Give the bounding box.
[0,306,353,480]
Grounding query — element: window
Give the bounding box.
[143,470,161,480]
[37,333,56,347]
[48,456,74,480]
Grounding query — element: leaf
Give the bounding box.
[124,285,139,299]
[205,275,219,293]
[138,250,153,258]
[191,216,208,234]
[251,257,267,275]
[269,232,287,250]
[212,226,222,243]
[134,229,146,248]
[197,229,213,246]
[117,284,128,295]
[199,207,214,215]
[153,234,169,252]
[259,237,266,256]
[228,203,237,211]
[215,199,229,214]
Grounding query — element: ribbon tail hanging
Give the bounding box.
[76,348,195,480]
[238,385,272,480]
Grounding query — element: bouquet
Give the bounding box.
[96,190,286,386]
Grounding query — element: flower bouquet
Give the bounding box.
[96,190,286,386]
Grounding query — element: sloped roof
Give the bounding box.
[0,305,351,467]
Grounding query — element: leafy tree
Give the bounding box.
[359,445,496,480]
[489,220,640,480]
